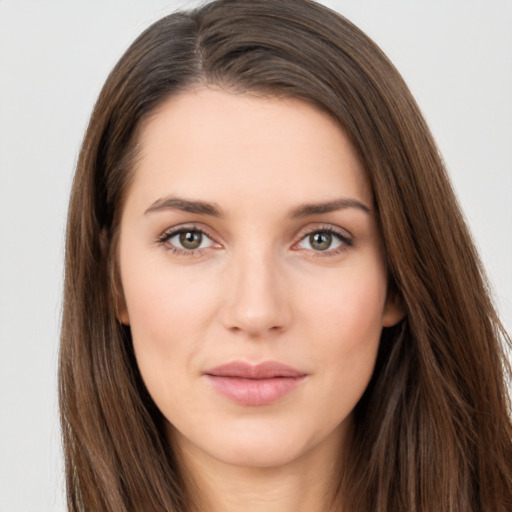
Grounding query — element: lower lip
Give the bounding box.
[206,375,305,406]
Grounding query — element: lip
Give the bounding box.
[204,361,307,406]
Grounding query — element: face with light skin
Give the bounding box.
[116,87,402,486]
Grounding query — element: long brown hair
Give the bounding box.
[60,1,512,510]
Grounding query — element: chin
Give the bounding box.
[215,437,308,469]
[168,413,347,471]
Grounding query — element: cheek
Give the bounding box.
[299,263,387,400]
[301,259,387,342]
[120,257,220,401]
[122,253,217,342]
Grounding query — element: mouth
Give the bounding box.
[204,361,307,406]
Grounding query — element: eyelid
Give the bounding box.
[156,223,354,258]
[293,224,354,256]
[156,224,221,256]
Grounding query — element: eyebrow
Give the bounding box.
[144,196,371,218]
[290,198,371,218]
[145,197,223,217]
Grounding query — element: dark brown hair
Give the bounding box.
[60,1,512,510]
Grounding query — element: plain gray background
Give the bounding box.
[1,1,511,510]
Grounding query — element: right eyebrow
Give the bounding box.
[144,196,223,217]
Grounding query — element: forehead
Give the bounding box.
[127,87,372,214]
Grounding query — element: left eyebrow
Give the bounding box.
[289,198,371,218]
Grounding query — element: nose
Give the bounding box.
[220,245,292,338]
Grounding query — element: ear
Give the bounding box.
[101,228,130,326]
[112,262,130,326]
[116,295,130,326]
[382,290,405,327]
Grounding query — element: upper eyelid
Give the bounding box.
[156,226,218,256]
[159,223,352,241]
[296,224,353,242]
[294,226,353,250]
[159,224,215,240]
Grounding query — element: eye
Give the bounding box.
[173,230,207,250]
[157,226,218,255]
[296,227,353,255]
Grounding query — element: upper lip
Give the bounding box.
[205,361,307,379]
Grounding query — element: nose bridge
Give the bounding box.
[222,236,289,336]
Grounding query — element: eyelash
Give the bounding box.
[156,224,354,258]
[299,226,354,257]
[156,224,216,258]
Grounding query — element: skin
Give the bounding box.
[117,87,402,512]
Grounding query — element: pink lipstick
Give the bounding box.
[204,361,307,406]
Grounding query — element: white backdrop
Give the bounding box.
[0,1,510,510]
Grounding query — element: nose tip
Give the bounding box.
[220,257,291,337]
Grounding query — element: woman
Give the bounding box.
[59,0,512,510]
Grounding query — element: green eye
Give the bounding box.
[179,230,203,250]
[297,228,352,254]
[158,227,216,254]
[309,232,334,251]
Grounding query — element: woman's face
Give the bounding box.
[117,88,402,470]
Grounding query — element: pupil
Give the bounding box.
[310,232,331,251]
[180,231,202,249]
